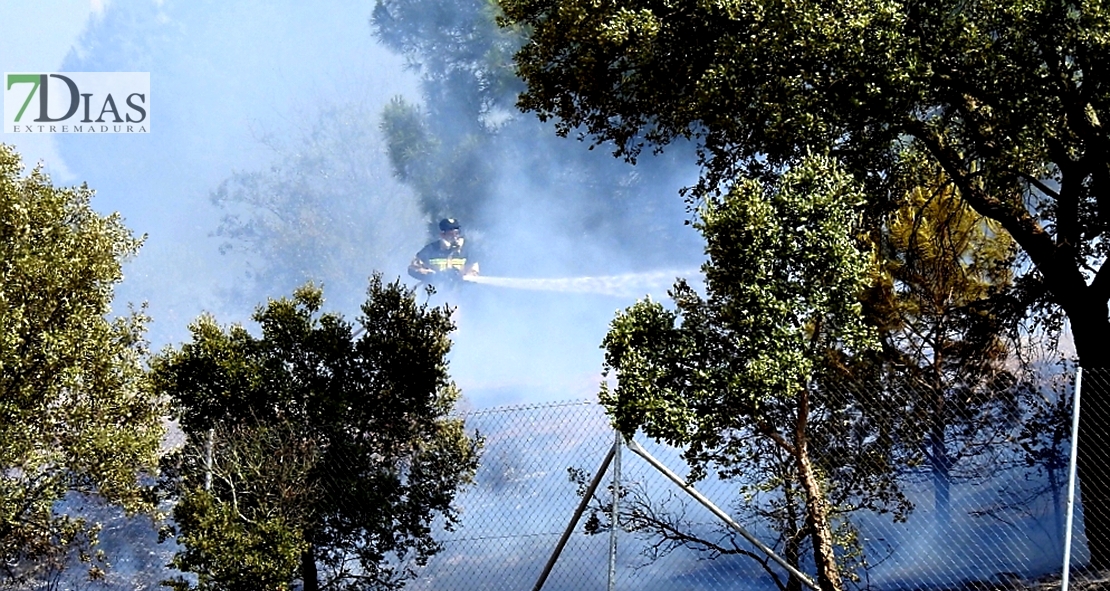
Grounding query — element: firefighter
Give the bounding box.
[408,218,479,283]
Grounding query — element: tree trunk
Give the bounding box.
[1050,418,1065,548]
[1076,374,1110,570]
[927,375,951,529]
[301,543,320,591]
[929,327,952,527]
[796,448,843,591]
[795,386,844,591]
[1067,303,1110,570]
[929,428,951,526]
[785,541,804,591]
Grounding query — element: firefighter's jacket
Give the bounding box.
[408,239,473,279]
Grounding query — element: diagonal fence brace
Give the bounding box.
[531,441,617,591]
[532,435,820,591]
[625,438,820,591]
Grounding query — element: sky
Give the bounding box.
[0,0,96,179]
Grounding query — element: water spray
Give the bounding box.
[461,269,699,298]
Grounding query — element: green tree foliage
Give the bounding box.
[154,278,481,591]
[372,0,523,127]
[378,97,494,229]
[600,156,899,591]
[580,165,1027,587]
[499,0,1110,565]
[0,144,165,584]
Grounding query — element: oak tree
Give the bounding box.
[0,144,164,585]
[600,156,887,591]
[154,278,480,591]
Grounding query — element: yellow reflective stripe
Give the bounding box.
[428,258,466,270]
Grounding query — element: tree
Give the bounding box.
[498,0,1110,565]
[372,0,531,233]
[600,156,898,591]
[868,164,1021,525]
[579,165,1029,588]
[0,143,165,584]
[154,278,481,591]
[378,97,496,230]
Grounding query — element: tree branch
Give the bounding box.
[907,121,1088,311]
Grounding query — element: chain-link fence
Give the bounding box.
[415,368,1091,591]
[6,366,1109,590]
[1067,368,1110,590]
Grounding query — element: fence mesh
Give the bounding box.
[408,400,616,591]
[6,367,1110,590]
[415,367,1092,591]
[1067,368,1110,590]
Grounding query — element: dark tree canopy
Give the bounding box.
[501,0,1110,349]
[154,278,480,591]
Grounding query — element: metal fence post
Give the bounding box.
[1062,367,1083,591]
[608,431,622,591]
